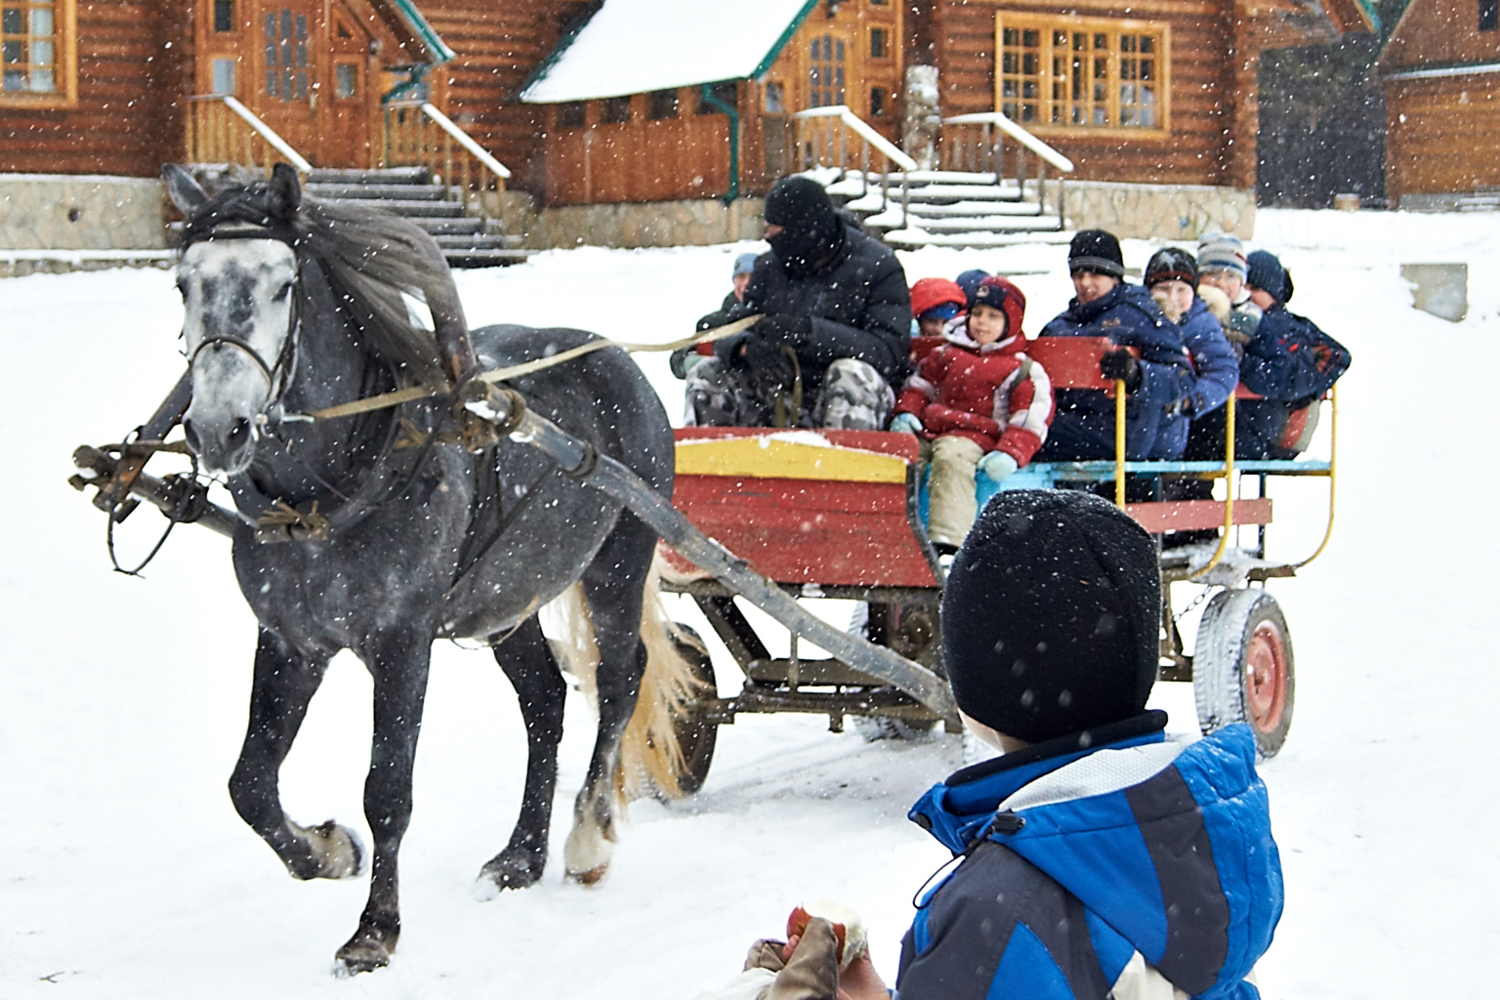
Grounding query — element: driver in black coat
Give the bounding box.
[684,177,911,429]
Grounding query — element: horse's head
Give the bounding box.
[167,164,303,476]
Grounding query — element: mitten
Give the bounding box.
[890,413,923,434]
[756,313,813,347]
[978,450,1019,482]
[1100,348,1143,393]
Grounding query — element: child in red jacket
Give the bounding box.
[891,276,1053,551]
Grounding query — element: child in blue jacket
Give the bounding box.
[839,490,1284,1000]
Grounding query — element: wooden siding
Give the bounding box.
[422,0,590,195]
[1378,0,1500,72]
[1385,75,1500,197]
[0,1,189,176]
[931,0,1238,186]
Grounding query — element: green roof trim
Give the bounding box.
[518,11,596,100]
[1357,0,1382,33]
[751,0,822,79]
[389,0,455,64]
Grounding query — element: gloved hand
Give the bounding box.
[1100,348,1143,394]
[755,313,813,347]
[890,413,923,435]
[978,450,1019,482]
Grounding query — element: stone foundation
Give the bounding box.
[0,174,168,251]
[480,190,766,249]
[1058,180,1255,240]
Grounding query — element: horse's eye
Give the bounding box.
[272,281,293,302]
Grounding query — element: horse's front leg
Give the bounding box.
[228,629,360,880]
[335,627,432,974]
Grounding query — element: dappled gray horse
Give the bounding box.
[166,163,687,972]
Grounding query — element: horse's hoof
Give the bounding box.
[289,820,363,880]
[478,850,545,893]
[566,862,609,886]
[335,928,396,975]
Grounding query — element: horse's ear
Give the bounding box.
[162,163,208,214]
[268,162,302,222]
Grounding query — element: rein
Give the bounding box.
[294,315,761,423]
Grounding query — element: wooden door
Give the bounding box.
[325,5,374,167]
[252,0,319,161]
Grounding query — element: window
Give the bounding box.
[213,0,234,33]
[212,56,238,95]
[2,0,69,99]
[263,7,309,101]
[764,80,785,113]
[602,95,631,122]
[696,80,736,115]
[648,88,678,119]
[870,27,887,59]
[870,86,887,118]
[334,60,358,100]
[996,13,1168,132]
[1483,0,1498,31]
[809,34,845,108]
[558,101,585,128]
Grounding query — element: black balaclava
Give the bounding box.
[941,490,1160,744]
[763,177,844,278]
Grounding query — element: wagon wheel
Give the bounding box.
[1192,589,1295,758]
[851,603,942,743]
[668,624,718,795]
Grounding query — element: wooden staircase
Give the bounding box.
[303,167,532,268]
[824,169,1069,249]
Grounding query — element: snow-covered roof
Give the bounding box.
[520,0,818,104]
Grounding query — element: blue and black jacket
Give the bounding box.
[896,714,1282,1000]
[1036,284,1196,460]
[1178,297,1241,420]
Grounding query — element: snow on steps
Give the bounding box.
[812,167,1068,250]
[303,167,533,269]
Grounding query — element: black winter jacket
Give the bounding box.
[719,222,911,387]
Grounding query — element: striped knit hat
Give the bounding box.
[1197,232,1248,280]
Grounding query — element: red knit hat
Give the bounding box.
[971,276,1027,339]
[910,277,968,319]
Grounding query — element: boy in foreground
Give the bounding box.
[842,490,1284,1000]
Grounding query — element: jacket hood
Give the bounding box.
[910,719,1282,999]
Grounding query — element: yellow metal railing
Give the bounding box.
[381,101,510,224]
[184,95,313,175]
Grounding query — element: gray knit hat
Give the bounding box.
[1197,232,1248,280]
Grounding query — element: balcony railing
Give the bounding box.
[381,101,511,224]
[184,95,313,175]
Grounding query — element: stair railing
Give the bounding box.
[381,101,511,225]
[184,95,313,175]
[790,105,919,225]
[940,112,1073,229]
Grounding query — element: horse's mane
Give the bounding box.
[180,179,450,384]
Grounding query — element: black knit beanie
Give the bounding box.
[1144,247,1199,289]
[941,490,1160,744]
[763,177,843,276]
[1068,229,1125,278]
[1245,250,1289,302]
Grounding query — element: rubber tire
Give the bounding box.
[1193,589,1295,758]
[668,625,718,795]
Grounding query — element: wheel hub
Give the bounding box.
[1244,620,1288,732]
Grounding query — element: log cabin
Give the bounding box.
[1376,0,1500,206]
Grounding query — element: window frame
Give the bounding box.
[993,12,1171,139]
[0,0,77,109]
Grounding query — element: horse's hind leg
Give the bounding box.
[336,626,432,973]
[228,629,360,881]
[565,510,654,884]
[479,614,567,891]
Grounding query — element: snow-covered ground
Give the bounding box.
[2,210,1495,998]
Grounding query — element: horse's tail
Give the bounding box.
[541,555,710,806]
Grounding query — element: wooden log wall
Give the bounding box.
[421,0,593,196]
[0,0,190,176]
[930,0,1241,187]
[1385,76,1500,199]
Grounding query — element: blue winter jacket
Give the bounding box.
[1036,284,1196,460]
[896,715,1282,1000]
[1179,298,1241,419]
